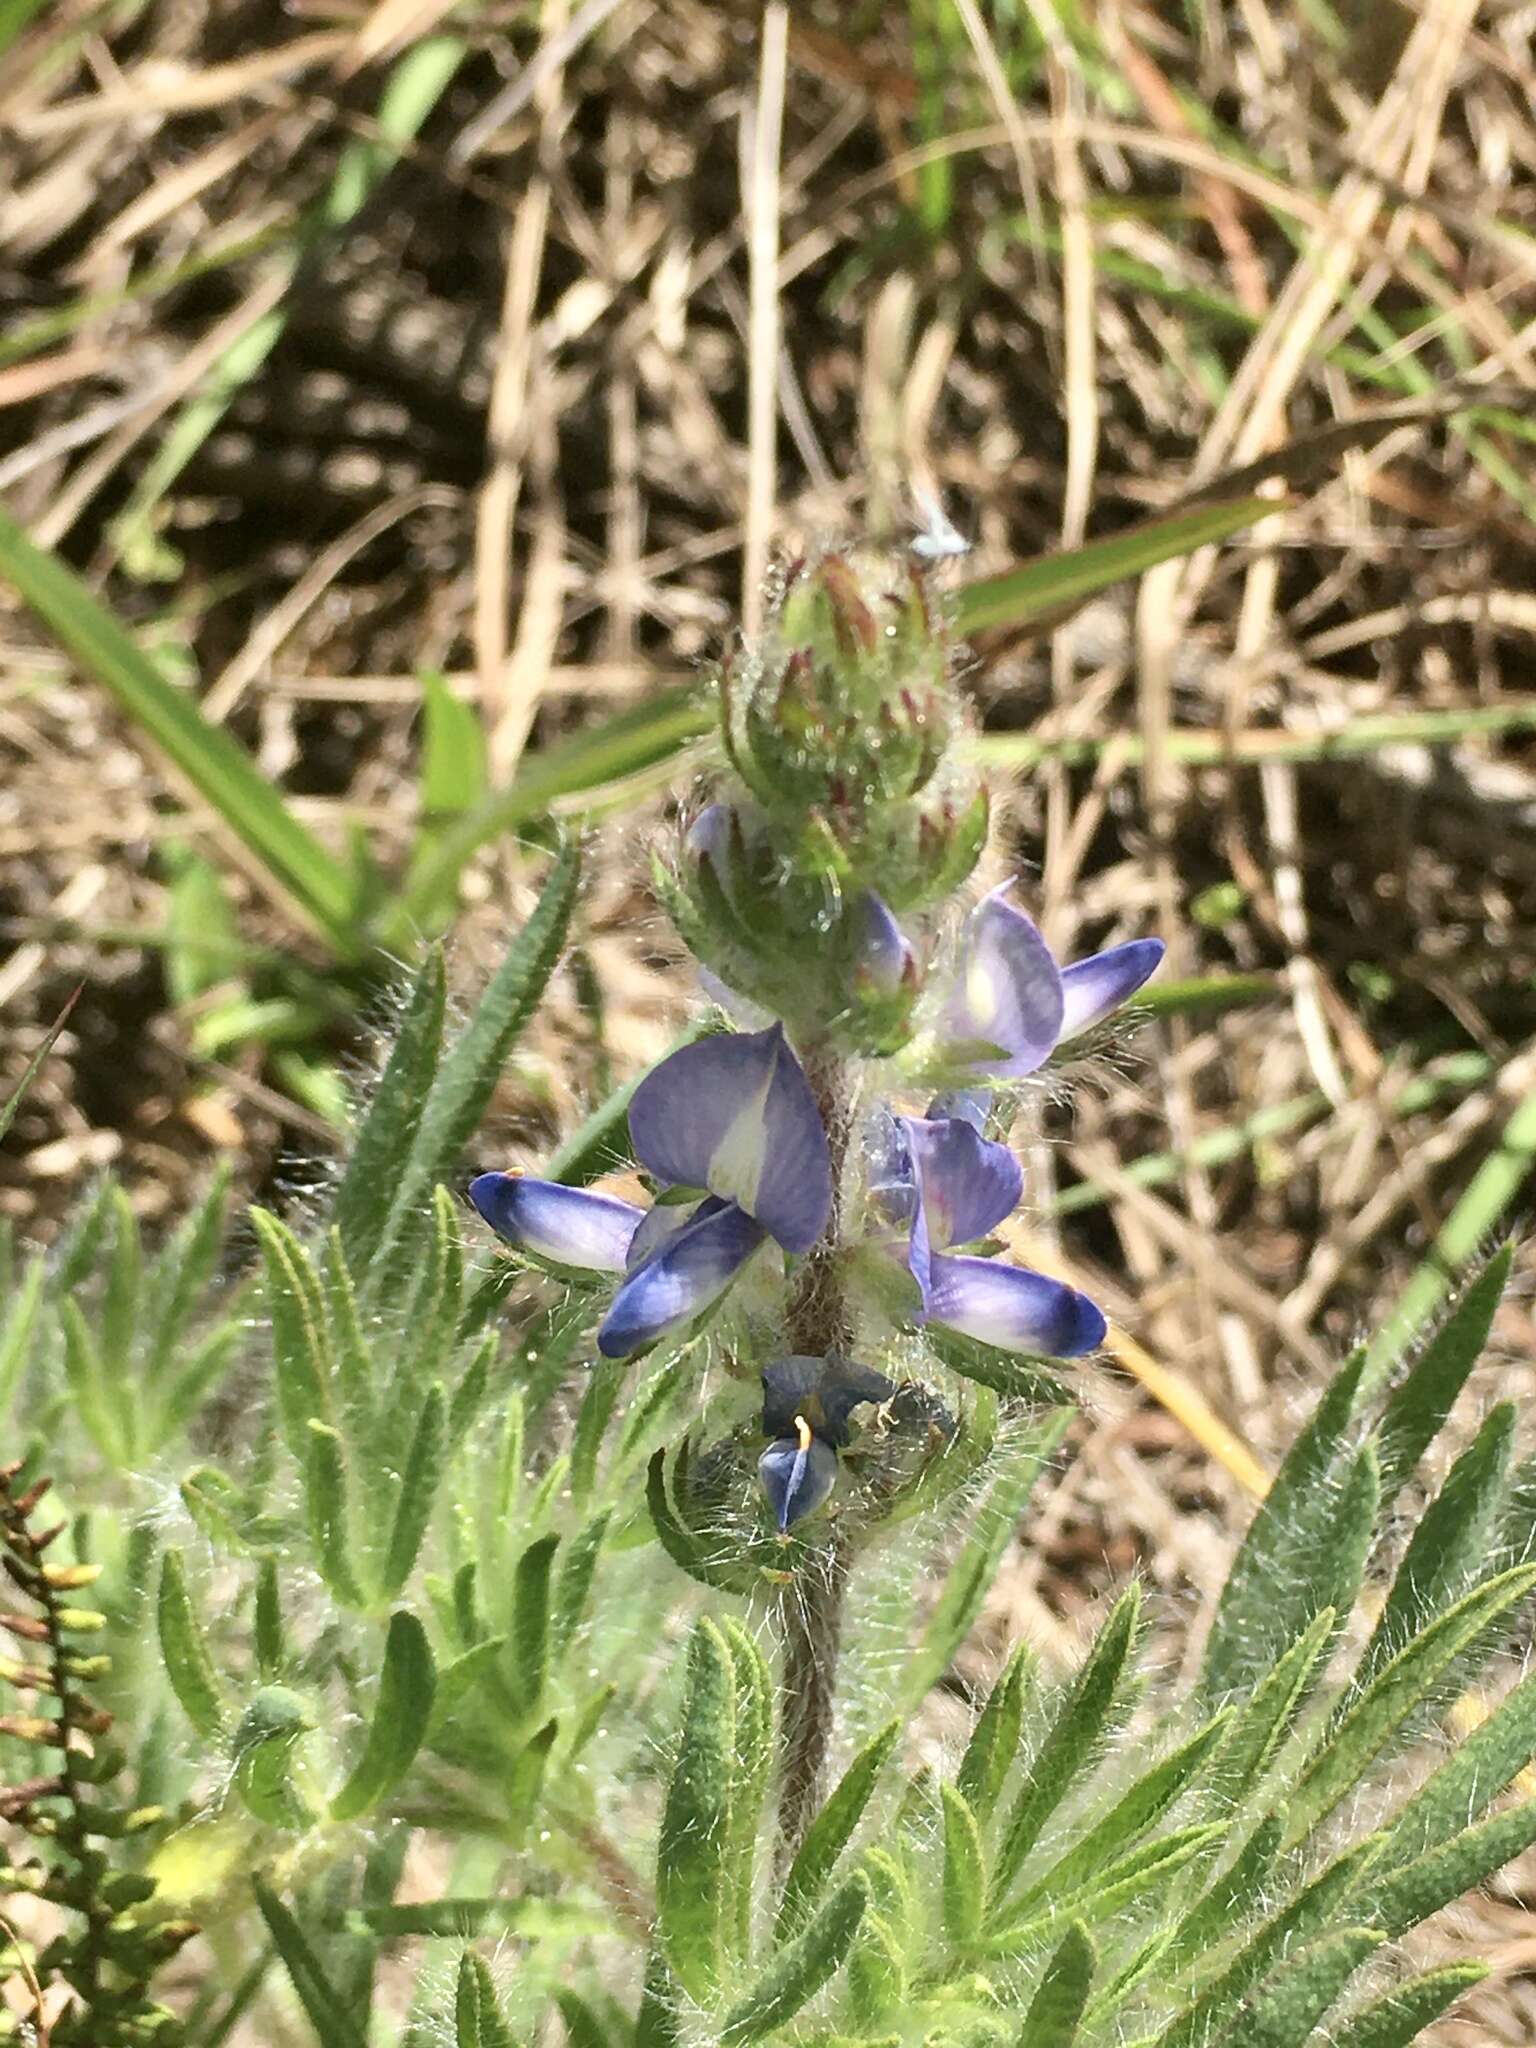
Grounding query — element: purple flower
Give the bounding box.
[942,883,1163,1080]
[872,1110,1105,1358]
[756,1355,894,1533]
[759,1430,839,1534]
[470,1024,833,1358]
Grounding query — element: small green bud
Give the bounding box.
[231,1685,316,1830]
[722,550,983,910]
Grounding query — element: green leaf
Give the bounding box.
[333,948,446,1274]
[940,1783,987,1953]
[164,846,244,1005]
[1011,1712,1230,1917]
[1236,1929,1385,2048]
[506,1718,557,1838]
[635,1950,683,2048]
[330,1611,436,1820]
[255,1883,369,2048]
[554,1991,616,2048]
[378,1381,446,1602]
[0,508,359,952]
[956,1644,1032,1820]
[657,1618,736,2001]
[1284,1565,1536,1846]
[570,1354,627,1508]
[983,1825,1223,1955]
[954,497,1277,637]
[990,1585,1143,1909]
[1164,1814,1286,1972]
[305,1422,366,1608]
[145,1157,232,1365]
[720,1874,868,2044]
[1363,1799,1536,1940]
[1206,1606,1336,1810]
[777,1721,902,1943]
[1201,1350,1368,1699]
[255,1555,286,1680]
[902,1408,1073,1710]
[1351,1403,1515,1701]
[1018,1924,1094,2046]
[552,1512,611,1655]
[1153,1838,1383,2048]
[453,1950,517,2048]
[507,1531,559,1720]
[647,1442,753,1594]
[1332,1965,1489,2048]
[158,1548,228,1739]
[542,1023,707,1186]
[723,1617,775,1960]
[375,843,579,1273]
[1373,1245,1513,1491]
[60,1298,127,1467]
[0,1250,45,1421]
[251,1209,333,1457]
[924,1325,1074,1404]
[1380,1667,1536,1863]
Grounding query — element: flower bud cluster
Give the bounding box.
[471,544,1164,1556]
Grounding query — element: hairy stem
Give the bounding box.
[774,1540,848,1861]
[776,1042,855,1853]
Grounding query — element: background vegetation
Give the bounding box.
[3,0,1536,2038]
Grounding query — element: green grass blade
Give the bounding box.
[954,498,1275,636]
[0,508,357,951]
[0,986,78,1146]
[1365,1128,1530,1392]
[396,687,710,931]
